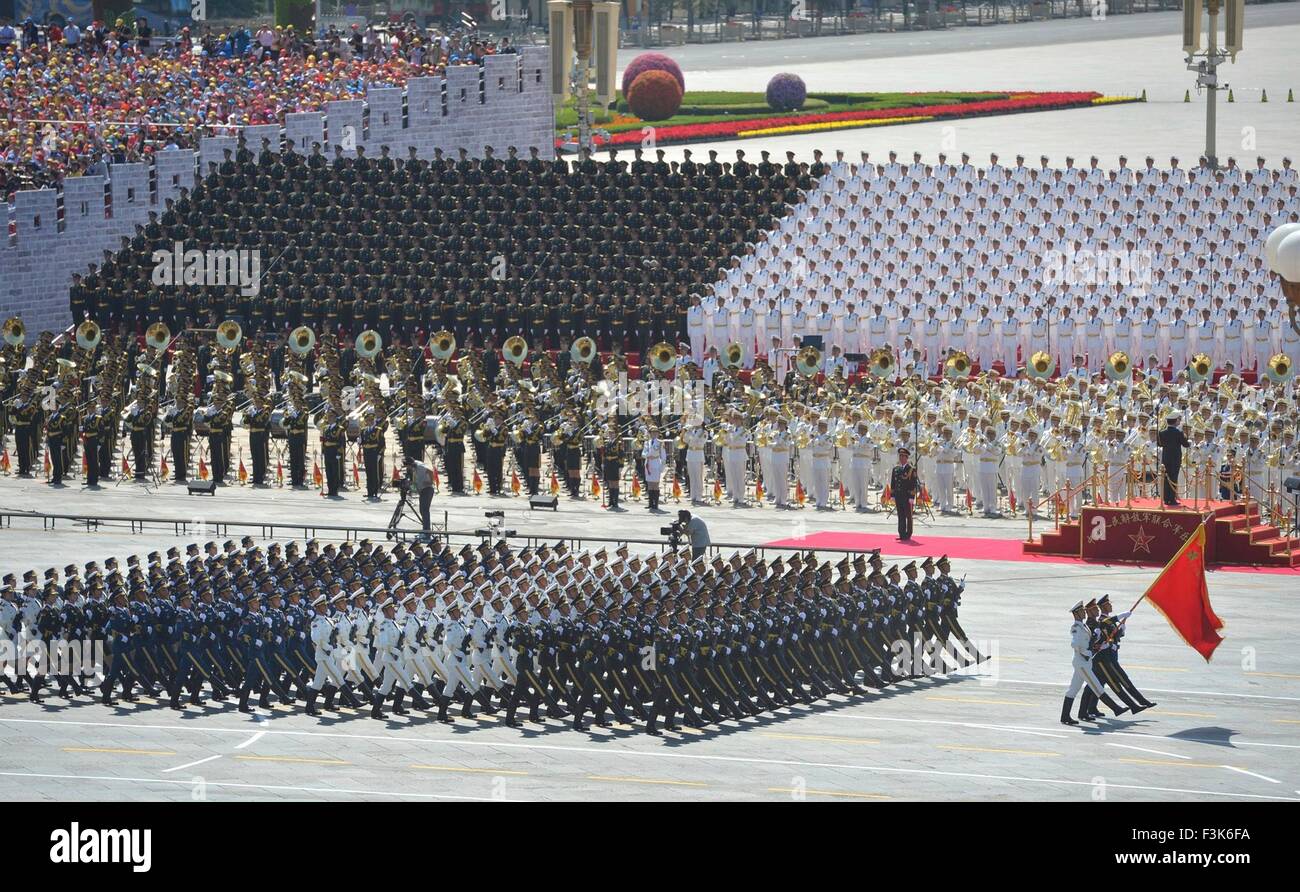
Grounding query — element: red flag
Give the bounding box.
[550,470,560,496]
[1140,523,1223,662]
[82,451,89,475]
[45,449,52,477]
[1008,489,1017,513]
[120,454,130,476]
[391,457,401,485]
[199,457,210,481]
[276,461,283,486]
[353,458,360,488]
[0,448,10,473]
[474,469,484,494]
[838,480,846,507]
[713,476,722,503]
[754,477,764,504]
[882,483,891,504]
[511,469,522,495]
[795,480,806,506]
[630,474,641,499]
[160,455,169,478]
[312,460,322,488]
[590,473,600,498]
[965,488,974,512]
[238,457,248,484]
[672,476,682,502]
[432,463,441,491]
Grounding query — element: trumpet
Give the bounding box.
[429,330,457,361]
[503,335,528,367]
[288,326,316,356]
[2,316,25,347]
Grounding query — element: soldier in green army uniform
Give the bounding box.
[598,420,625,510]
[244,394,271,486]
[320,403,346,498]
[360,407,387,500]
[168,396,192,485]
[206,380,233,485]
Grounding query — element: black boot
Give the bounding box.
[460,692,474,719]
[392,689,409,716]
[322,685,338,711]
[305,687,320,717]
[370,691,387,720]
[437,691,454,723]
[238,686,254,713]
[340,683,363,709]
[1099,693,1129,717]
[1060,696,1079,725]
[168,692,183,711]
[410,685,429,711]
[27,675,45,703]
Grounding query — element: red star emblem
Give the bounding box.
[1187,549,1200,563]
[1129,526,1156,554]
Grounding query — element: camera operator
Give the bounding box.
[411,461,437,534]
[676,509,710,558]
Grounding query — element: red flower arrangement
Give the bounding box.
[565,91,1121,150]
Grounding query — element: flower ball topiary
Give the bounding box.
[765,72,807,112]
[621,52,685,100]
[627,70,684,122]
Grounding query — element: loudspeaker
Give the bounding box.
[187,480,217,496]
[1284,476,1300,495]
[802,335,824,352]
[529,494,559,511]
[593,1,621,107]
[548,0,574,99]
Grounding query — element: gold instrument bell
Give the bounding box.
[289,326,316,356]
[1188,353,1213,383]
[356,329,383,360]
[945,350,971,379]
[795,345,821,377]
[869,346,895,378]
[503,335,528,367]
[75,320,102,351]
[1104,350,1131,381]
[145,321,171,352]
[649,341,677,372]
[571,336,597,365]
[216,319,242,352]
[1027,350,1055,379]
[722,343,744,369]
[429,330,457,361]
[2,316,25,347]
[1266,352,1294,384]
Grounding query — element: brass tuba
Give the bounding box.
[75,320,102,351]
[429,330,457,361]
[1027,350,1055,380]
[503,335,528,367]
[571,336,597,365]
[1188,353,1213,383]
[1104,351,1131,381]
[868,346,895,379]
[945,350,971,380]
[216,319,242,352]
[146,321,172,352]
[649,341,677,372]
[1266,352,1294,384]
[795,345,822,377]
[288,325,316,356]
[356,329,383,360]
[722,342,744,369]
[2,316,25,347]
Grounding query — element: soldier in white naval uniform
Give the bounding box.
[1061,600,1128,725]
[371,597,410,719]
[683,419,708,505]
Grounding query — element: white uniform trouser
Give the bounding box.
[1169,336,1187,370]
[688,328,705,364]
[347,639,379,683]
[1064,466,1085,515]
[375,652,405,695]
[811,458,831,507]
[309,647,344,691]
[407,647,439,688]
[440,653,478,699]
[724,447,747,503]
[978,461,998,513]
[769,449,790,506]
[1107,463,1126,503]
[935,464,955,512]
[1065,654,1104,698]
[1020,467,1041,513]
[1086,338,1103,373]
[471,647,499,690]
[492,646,518,686]
[996,336,1016,372]
[687,451,705,502]
[850,459,870,507]
[739,328,756,367]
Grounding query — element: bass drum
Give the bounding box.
[422,414,441,441]
[269,408,289,439]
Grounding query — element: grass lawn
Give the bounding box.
[555,90,1009,134]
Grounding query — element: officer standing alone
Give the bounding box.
[890,447,919,541]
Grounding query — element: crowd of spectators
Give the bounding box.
[0,15,519,197]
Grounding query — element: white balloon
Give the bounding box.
[1264,222,1300,272]
[1276,231,1300,282]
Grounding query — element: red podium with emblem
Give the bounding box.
[1079,504,1217,565]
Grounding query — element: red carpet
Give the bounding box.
[760,531,1299,575]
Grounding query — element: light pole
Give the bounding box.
[1183,0,1244,170]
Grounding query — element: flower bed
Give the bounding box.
[559,91,1140,150]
